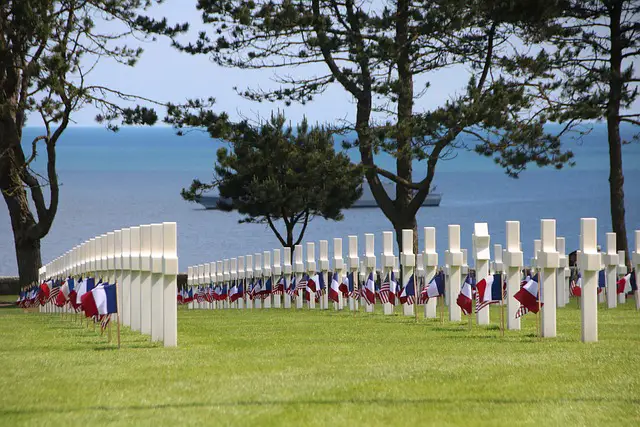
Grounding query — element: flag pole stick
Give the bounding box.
[108,316,112,342]
[500,275,505,337]
[469,285,473,332]
[537,270,542,340]
[415,278,419,324]
[115,282,121,349]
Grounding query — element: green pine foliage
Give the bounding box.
[179,112,363,249]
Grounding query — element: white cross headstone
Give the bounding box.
[633,230,640,310]
[217,260,225,309]
[604,233,619,309]
[319,241,329,310]
[617,250,626,304]
[139,226,152,334]
[272,250,281,309]
[423,227,438,318]
[364,233,376,313]
[348,236,359,312]
[401,230,415,316]
[556,237,568,307]
[474,223,491,325]
[224,259,231,309]
[162,222,178,347]
[246,255,253,309]
[237,256,245,310]
[254,253,262,309]
[445,225,463,322]
[129,227,141,328]
[294,246,304,309]
[283,248,292,309]
[579,218,601,342]
[306,243,316,309]
[539,219,559,337]
[504,221,523,330]
[381,232,395,315]
[121,228,132,323]
[230,258,238,309]
[333,238,345,310]
[263,251,272,309]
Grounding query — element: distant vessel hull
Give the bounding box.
[196,184,442,209]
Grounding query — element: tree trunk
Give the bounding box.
[607,1,631,271]
[394,0,418,255]
[1,178,43,284]
[394,215,418,261]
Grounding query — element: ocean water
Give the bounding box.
[1,125,639,276]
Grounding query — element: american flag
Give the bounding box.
[515,305,529,318]
[379,273,391,304]
[273,276,285,295]
[195,287,205,303]
[295,275,307,292]
[48,281,60,303]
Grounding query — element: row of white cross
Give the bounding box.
[37,222,179,347]
[188,218,640,343]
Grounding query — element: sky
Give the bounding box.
[26,1,639,128]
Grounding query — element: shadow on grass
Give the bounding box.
[3,396,638,415]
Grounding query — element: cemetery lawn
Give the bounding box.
[1,302,639,427]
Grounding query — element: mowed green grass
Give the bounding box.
[1,300,639,426]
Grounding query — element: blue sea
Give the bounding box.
[1,125,639,276]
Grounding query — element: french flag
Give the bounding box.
[457,279,474,315]
[363,272,376,305]
[475,274,502,310]
[304,274,317,301]
[262,277,272,298]
[229,281,239,302]
[571,273,582,297]
[420,272,445,303]
[81,283,118,318]
[617,274,630,294]
[328,272,340,303]
[399,274,416,305]
[514,274,542,314]
[339,273,349,297]
[76,277,95,309]
[598,270,606,294]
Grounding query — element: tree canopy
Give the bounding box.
[0,0,184,283]
[146,0,576,250]
[180,112,364,249]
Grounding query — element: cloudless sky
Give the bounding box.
[27,0,639,128]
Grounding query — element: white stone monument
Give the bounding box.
[556,237,568,308]
[121,228,132,324]
[263,251,272,309]
[538,219,559,338]
[617,250,626,304]
[319,241,330,310]
[348,236,359,312]
[634,230,640,310]
[333,238,345,310]
[423,227,438,318]
[283,248,292,309]
[162,222,178,347]
[579,218,601,342]
[246,255,253,309]
[306,243,316,309]
[604,233,619,309]
[504,221,523,330]
[445,225,463,322]
[381,231,395,315]
[237,256,245,310]
[401,229,415,316]
[473,223,491,325]
[294,245,304,309]
[271,251,280,309]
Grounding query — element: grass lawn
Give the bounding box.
[1,301,639,426]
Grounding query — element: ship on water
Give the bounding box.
[195,182,442,209]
